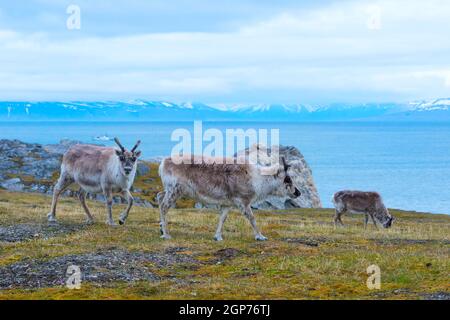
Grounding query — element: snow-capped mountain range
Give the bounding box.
[1,98,450,121]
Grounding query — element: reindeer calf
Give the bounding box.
[332,190,394,229]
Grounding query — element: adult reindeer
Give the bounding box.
[158,155,301,241]
[47,138,142,226]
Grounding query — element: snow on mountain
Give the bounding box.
[408,98,450,111]
[1,99,450,121]
[222,103,315,113]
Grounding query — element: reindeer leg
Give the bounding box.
[47,172,73,223]
[239,204,267,241]
[214,207,230,241]
[370,213,379,230]
[159,187,180,239]
[104,189,116,226]
[334,210,344,227]
[157,191,166,206]
[119,190,133,225]
[78,189,94,224]
[364,212,369,229]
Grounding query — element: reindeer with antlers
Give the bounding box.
[158,155,301,241]
[47,138,142,226]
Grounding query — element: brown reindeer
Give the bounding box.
[332,190,394,229]
[47,138,142,226]
[158,156,301,241]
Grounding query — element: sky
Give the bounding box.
[0,0,449,104]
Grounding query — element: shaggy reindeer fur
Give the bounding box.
[158,156,301,241]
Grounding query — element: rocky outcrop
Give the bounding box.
[236,144,322,209]
[0,139,66,182]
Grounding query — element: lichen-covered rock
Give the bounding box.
[136,161,151,177]
[0,139,66,181]
[43,139,83,155]
[0,178,25,192]
[236,144,322,209]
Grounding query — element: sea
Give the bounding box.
[1,121,449,214]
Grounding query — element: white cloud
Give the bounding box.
[0,0,449,102]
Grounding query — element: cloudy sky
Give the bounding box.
[0,0,449,104]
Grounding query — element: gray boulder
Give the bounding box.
[236,144,322,209]
[136,161,151,177]
[43,139,83,155]
[0,178,25,192]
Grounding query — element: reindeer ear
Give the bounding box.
[115,149,122,156]
[134,150,142,158]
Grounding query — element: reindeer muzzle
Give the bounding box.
[384,217,394,228]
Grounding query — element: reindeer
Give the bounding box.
[47,138,142,226]
[332,190,394,229]
[157,156,301,241]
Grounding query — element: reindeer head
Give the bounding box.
[380,208,395,228]
[114,138,142,176]
[278,157,301,199]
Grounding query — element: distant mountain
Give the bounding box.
[0,101,229,121]
[1,98,450,121]
[370,98,450,121]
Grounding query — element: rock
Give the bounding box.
[235,144,322,209]
[43,139,83,155]
[143,200,154,208]
[136,161,151,177]
[95,194,106,202]
[0,139,65,181]
[0,178,25,192]
[194,203,204,209]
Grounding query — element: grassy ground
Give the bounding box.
[0,189,448,300]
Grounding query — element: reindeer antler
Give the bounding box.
[114,137,126,152]
[131,140,141,153]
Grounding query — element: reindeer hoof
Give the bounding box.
[119,213,128,225]
[255,235,268,241]
[161,234,172,240]
[47,213,57,224]
[85,218,95,225]
[106,221,117,227]
[214,235,224,242]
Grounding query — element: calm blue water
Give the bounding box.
[1,121,449,214]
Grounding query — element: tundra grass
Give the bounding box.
[0,189,448,300]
